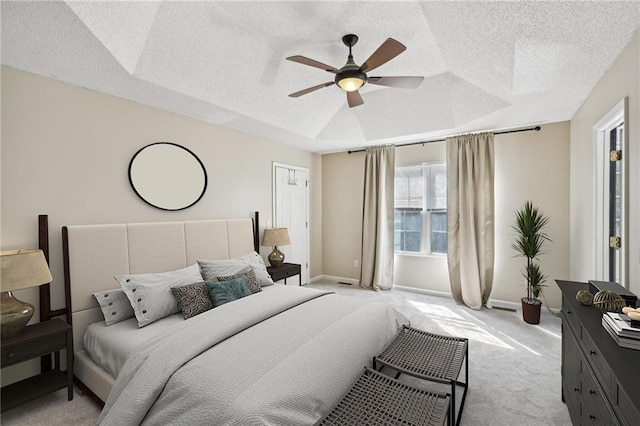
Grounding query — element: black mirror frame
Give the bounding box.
[128,142,208,211]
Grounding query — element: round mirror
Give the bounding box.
[128,142,207,211]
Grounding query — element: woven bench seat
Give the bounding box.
[374,325,468,426]
[315,367,450,426]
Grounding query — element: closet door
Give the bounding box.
[273,164,309,285]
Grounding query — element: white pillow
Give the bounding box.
[198,259,247,279]
[93,289,135,326]
[236,252,267,268]
[115,264,203,327]
[198,252,274,287]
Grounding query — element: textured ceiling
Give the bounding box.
[2,1,639,153]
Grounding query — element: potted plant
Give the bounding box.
[512,201,551,324]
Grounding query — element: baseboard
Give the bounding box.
[309,277,559,313]
[486,299,519,312]
[393,285,453,299]
[311,274,359,285]
[487,298,561,314]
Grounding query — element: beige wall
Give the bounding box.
[321,122,571,309]
[321,151,364,279]
[493,122,570,308]
[0,66,322,384]
[570,31,640,296]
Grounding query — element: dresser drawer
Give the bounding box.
[562,330,582,424]
[1,332,66,367]
[580,325,614,397]
[281,268,299,279]
[562,296,580,336]
[581,400,618,426]
[581,363,619,426]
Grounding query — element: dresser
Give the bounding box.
[557,280,640,425]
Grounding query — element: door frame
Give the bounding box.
[593,97,628,287]
[272,162,310,284]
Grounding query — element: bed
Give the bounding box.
[61,213,408,425]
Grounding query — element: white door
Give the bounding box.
[273,164,309,284]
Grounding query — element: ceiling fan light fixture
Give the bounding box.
[288,34,421,107]
[336,72,367,92]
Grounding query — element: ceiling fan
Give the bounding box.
[287,34,424,108]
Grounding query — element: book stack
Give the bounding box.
[602,312,640,350]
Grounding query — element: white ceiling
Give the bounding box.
[2,1,639,153]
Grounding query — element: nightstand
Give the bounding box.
[1,319,73,412]
[267,263,302,285]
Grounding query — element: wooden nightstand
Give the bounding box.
[267,263,302,285]
[1,319,73,412]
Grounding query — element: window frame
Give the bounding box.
[394,162,447,256]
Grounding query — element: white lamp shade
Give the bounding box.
[1,249,53,292]
[262,228,290,246]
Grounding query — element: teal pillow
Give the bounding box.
[205,276,252,307]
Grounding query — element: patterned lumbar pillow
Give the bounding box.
[205,276,252,307]
[215,268,261,294]
[171,282,214,319]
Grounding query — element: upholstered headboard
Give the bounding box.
[62,215,258,355]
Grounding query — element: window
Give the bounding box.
[394,163,447,255]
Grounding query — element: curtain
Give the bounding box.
[446,132,495,309]
[360,145,395,291]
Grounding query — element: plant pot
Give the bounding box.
[521,297,542,324]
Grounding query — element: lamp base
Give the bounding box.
[1,291,34,339]
[268,246,285,268]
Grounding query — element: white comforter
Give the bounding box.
[98,285,408,425]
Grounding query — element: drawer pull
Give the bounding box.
[589,389,595,395]
[574,387,580,393]
[589,350,596,355]
[566,309,572,314]
[589,414,596,420]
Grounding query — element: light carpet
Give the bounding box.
[1,279,571,425]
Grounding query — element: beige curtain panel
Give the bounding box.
[360,145,395,291]
[446,132,495,309]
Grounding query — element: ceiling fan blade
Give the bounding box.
[368,76,424,89]
[289,82,335,98]
[346,90,364,108]
[286,55,339,73]
[359,38,406,73]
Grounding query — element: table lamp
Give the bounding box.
[1,249,53,339]
[262,228,290,268]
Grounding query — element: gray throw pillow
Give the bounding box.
[198,253,274,287]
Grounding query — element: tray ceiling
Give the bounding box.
[2,1,639,153]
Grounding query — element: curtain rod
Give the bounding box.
[346,125,542,154]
